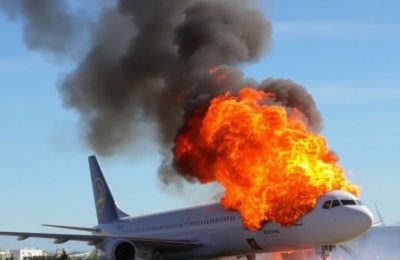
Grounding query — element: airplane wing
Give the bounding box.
[0,231,203,251]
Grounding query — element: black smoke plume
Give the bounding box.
[0,0,322,189]
[0,0,87,57]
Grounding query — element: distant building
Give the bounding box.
[0,249,11,259]
[9,248,49,260]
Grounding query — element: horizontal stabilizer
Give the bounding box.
[42,224,100,233]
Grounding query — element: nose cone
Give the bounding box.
[353,207,373,236]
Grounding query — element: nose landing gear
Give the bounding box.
[316,245,336,260]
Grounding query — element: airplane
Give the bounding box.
[0,156,373,260]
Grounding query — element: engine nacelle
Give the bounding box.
[98,239,136,260]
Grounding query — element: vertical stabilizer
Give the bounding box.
[89,155,119,224]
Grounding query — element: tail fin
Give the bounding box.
[89,155,119,224]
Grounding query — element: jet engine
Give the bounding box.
[98,239,137,260]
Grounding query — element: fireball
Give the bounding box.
[175,87,359,230]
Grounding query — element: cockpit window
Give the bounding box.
[331,200,341,208]
[322,198,361,209]
[322,200,332,209]
[341,200,356,206]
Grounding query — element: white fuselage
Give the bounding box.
[97,190,373,259]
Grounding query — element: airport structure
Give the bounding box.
[0,248,49,260]
[0,247,94,260]
[9,248,49,260]
[0,250,10,259]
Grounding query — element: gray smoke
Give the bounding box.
[0,0,87,57]
[0,0,323,189]
[180,66,322,131]
[61,0,273,155]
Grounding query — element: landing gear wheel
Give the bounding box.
[316,245,336,260]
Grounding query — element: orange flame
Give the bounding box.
[174,88,359,230]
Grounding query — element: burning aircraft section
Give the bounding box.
[174,84,359,230]
[1,0,359,233]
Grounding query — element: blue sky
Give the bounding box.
[1,0,400,251]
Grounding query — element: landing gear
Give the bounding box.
[316,245,336,260]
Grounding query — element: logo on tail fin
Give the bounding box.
[95,178,106,212]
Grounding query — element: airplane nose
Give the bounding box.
[353,208,373,235]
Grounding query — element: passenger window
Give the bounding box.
[331,200,341,208]
[322,200,332,209]
[356,200,364,205]
[341,200,356,206]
